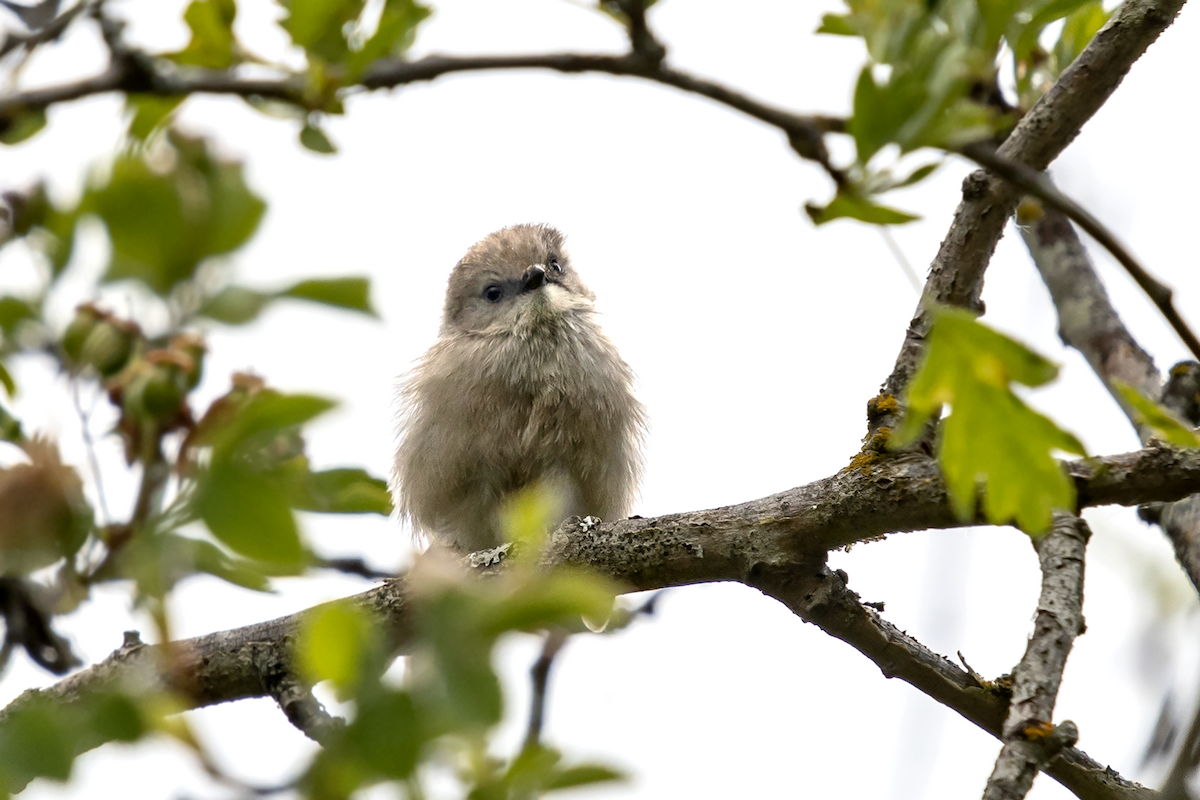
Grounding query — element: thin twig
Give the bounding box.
[522,628,568,752]
[963,141,1200,363]
[878,226,922,292]
[70,378,110,526]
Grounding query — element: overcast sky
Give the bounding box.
[2,1,1199,798]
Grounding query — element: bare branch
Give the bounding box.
[754,562,1150,800]
[981,513,1089,800]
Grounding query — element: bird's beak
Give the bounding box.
[521,265,546,293]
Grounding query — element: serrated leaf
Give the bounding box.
[195,463,304,564]
[895,307,1085,536]
[807,192,919,226]
[199,285,272,325]
[0,109,47,145]
[278,277,377,316]
[299,123,337,154]
[1115,382,1200,448]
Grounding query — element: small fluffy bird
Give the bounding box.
[392,224,646,552]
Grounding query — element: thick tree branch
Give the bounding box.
[877,0,1187,428]
[3,444,1198,791]
[1019,206,1200,597]
[981,513,1089,800]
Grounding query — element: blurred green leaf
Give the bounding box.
[87,133,265,295]
[544,764,625,791]
[209,390,335,457]
[299,123,337,154]
[0,296,36,338]
[894,306,1085,535]
[125,96,184,141]
[0,403,21,440]
[807,192,919,226]
[299,603,372,690]
[421,592,503,727]
[195,463,304,564]
[0,699,74,788]
[1054,1,1111,68]
[1115,382,1200,448]
[346,0,431,76]
[816,12,856,35]
[0,363,15,399]
[481,571,617,635]
[0,110,47,146]
[172,0,238,69]
[199,285,272,325]
[279,277,377,316]
[296,468,392,515]
[1011,0,1094,61]
[281,0,363,63]
[341,690,421,777]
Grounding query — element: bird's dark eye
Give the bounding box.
[549,257,562,273]
[484,285,503,303]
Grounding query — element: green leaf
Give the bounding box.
[421,592,503,727]
[1011,0,1094,61]
[296,468,392,515]
[816,12,857,36]
[345,0,431,77]
[0,363,15,399]
[807,192,919,226]
[278,277,377,316]
[195,463,304,564]
[1054,1,1111,68]
[87,135,266,295]
[0,699,76,789]
[298,603,372,690]
[0,296,37,338]
[342,690,421,777]
[895,306,1085,536]
[544,764,625,791]
[281,0,363,63]
[0,109,47,145]
[199,285,272,325]
[481,571,617,636]
[172,0,238,69]
[1115,382,1200,448]
[0,402,22,441]
[299,123,337,154]
[125,96,184,141]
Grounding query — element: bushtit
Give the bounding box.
[392,224,646,552]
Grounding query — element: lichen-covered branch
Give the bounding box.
[1020,205,1200,597]
[980,513,1089,800]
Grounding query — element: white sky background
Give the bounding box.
[1,0,1199,798]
